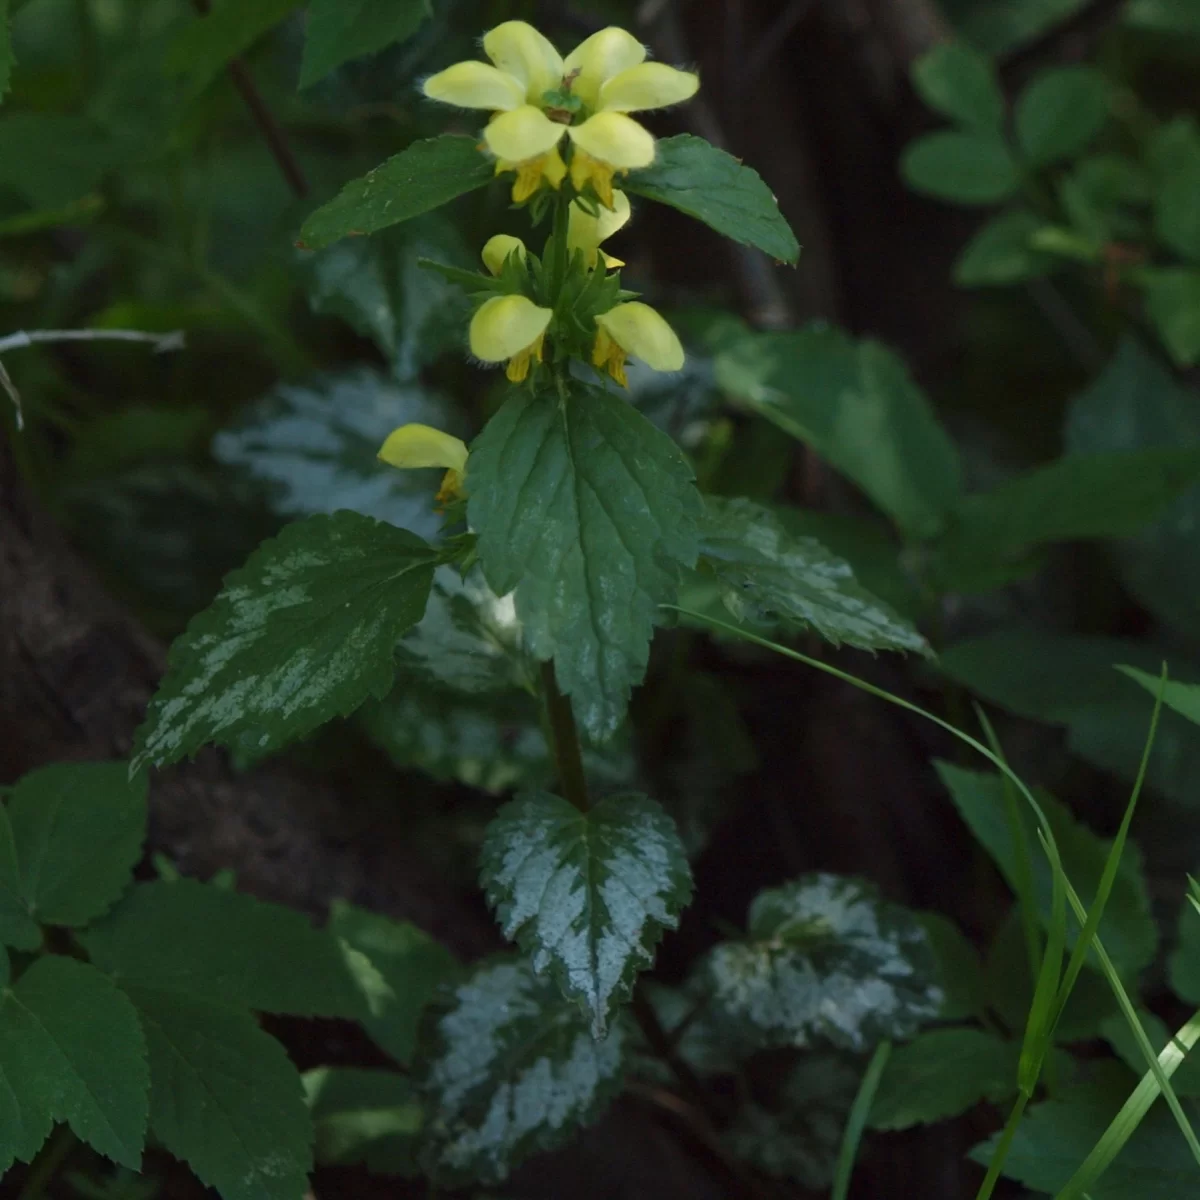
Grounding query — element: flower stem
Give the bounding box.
[539,660,589,812]
[549,186,572,303]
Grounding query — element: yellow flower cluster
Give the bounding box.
[423,22,698,205]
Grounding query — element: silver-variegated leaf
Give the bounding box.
[481,792,692,1036]
[698,873,943,1053]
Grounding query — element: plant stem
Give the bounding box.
[975,1091,1029,1200]
[539,661,589,812]
[549,187,572,303]
[630,992,720,1124]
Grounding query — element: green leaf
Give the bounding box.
[417,957,627,1184]
[901,131,1020,205]
[869,1029,1018,1130]
[0,764,145,941]
[697,496,929,654]
[970,1073,1200,1197]
[912,42,1004,131]
[0,0,13,101]
[697,873,943,1054]
[1014,67,1109,167]
[299,136,493,251]
[919,911,986,1021]
[954,208,1055,287]
[304,1067,421,1174]
[212,368,465,541]
[1065,338,1200,636]
[126,986,312,1200]
[328,901,459,1066]
[467,382,701,741]
[725,1056,858,1189]
[131,511,438,772]
[938,448,1200,583]
[1119,665,1200,727]
[940,0,1090,55]
[1127,0,1200,34]
[1170,894,1200,1005]
[165,0,300,93]
[480,791,692,1037]
[934,764,1157,976]
[1144,269,1200,367]
[300,0,428,88]
[0,115,127,208]
[0,957,148,1170]
[1151,118,1200,262]
[82,880,366,1018]
[714,325,962,539]
[624,134,799,264]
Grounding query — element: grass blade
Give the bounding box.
[832,1040,891,1200]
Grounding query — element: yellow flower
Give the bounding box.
[469,293,553,382]
[378,424,470,505]
[422,22,698,205]
[481,233,527,276]
[567,189,631,268]
[592,301,684,387]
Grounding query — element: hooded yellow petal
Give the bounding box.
[422,61,526,111]
[481,234,527,276]
[483,21,564,102]
[378,424,469,474]
[568,112,655,170]
[567,190,631,265]
[595,302,684,372]
[598,62,699,113]
[563,27,645,109]
[470,294,553,363]
[484,105,564,163]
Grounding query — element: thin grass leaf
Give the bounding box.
[1055,1008,1200,1199]
[976,1091,1032,1200]
[832,1040,891,1200]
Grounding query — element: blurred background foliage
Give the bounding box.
[6,0,1200,1195]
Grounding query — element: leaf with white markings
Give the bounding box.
[131,511,439,772]
[468,382,701,741]
[698,496,930,655]
[417,958,627,1184]
[82,880,367,1018]
[625,134,799,264]
[0,957,148,1172]
[0,762,145,947]
[696,873,943,1054]
[126,987,312,1200]
[481,791,692,1036]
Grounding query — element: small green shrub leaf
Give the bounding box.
[0,957,148,1170]
[300,0,429,88]
[468,383,701,741]
[165,0,300,93]
[920,911,986,1020]
[912,42,1004,131]
[698,496,929,654]
[869,1029,1019,1130]
[1119,665,1200,727]
[1169,894,1200,1004]
[944,0,1090,56]
[481,791,692,1037]
[304,1067,422,1174]
[131,511,438,772]
[299,136,493,251]
[127,986,312,1200]
[1015,66,1110,166]
[0,763,145,938]
[935,764,1157,975]
[901,132,1020,205]
[417,958,627,1184]
[715,326,962,539]
[329,902,460,1066]
[213,369,465,540]
[82,880,366,1018]
[697,873,943,1054]
[1144,269,1200,367]
[955,208,1055,287]
[1150,118,1200,263]
[0,0,13,101]
[624,134,799,264]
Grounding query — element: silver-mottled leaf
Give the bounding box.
[481,792,692,1036]
[468,382,702,740]
[213,368,463,539]
[132,511,438,771]
[698,873,943,1053]
[699,496,930,655]
[418,958,626,1184]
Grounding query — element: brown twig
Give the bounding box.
[189,0,309,200]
